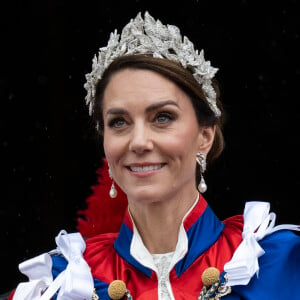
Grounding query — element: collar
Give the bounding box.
[114,193,224,278]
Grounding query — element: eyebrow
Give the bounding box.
[145,100,179,112]
[105,100,179,116]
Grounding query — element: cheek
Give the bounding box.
[103,135,121,161]
[163,129,199,156]
[165,130,200,175]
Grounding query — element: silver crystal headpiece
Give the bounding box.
[84,11,221,117]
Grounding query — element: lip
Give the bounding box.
[126,162,166,177]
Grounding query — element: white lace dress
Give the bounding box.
[152,252,175,300]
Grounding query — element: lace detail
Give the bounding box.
[152,252,174,300]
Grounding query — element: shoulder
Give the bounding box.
[85,232,118,248]
[259,229,300,264]
[221,214,244,245]
[222,214,244,231]
[84,232,118,262]
[232,230,300,298]
[84,232,121,282]
[51,232,119,277]
[227,200,300,299]
[257,229,300,280]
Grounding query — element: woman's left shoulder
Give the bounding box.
[260,229,300,259]
[222,214,244,241]
[222,214,244,230]
[231,230,300,298]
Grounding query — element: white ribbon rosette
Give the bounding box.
[13,230,93,300]
[224,201,300,286]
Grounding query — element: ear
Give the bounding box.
[197,125,216,155]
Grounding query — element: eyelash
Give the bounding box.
[108,117,127,128]
[154,112,176,124]
[107,111,176,129]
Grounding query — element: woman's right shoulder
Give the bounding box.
[10,231,118,299]
[51,232,119,277]
[84,232,119,256]
[83,232,120,275]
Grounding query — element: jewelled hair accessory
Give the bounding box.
[84,11,221,118]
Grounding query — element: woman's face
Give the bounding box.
[102,69,214,203]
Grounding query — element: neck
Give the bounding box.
[128,189,199,254]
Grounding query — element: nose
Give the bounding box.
[129,122,153,154]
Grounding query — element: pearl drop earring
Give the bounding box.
[108,166,117,198]
[196,152,207,193]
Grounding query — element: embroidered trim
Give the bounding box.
[198,273,231,300]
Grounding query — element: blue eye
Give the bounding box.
[108,117,127,128]
[155,112,175,124]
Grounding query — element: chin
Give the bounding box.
[126,187,165,203]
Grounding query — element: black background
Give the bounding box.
[1,0,300,293]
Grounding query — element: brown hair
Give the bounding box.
[93,54,226,164]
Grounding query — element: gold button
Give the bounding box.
[201,267,220,287]
[108,280,127,299]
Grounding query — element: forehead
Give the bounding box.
[102,68,190,109]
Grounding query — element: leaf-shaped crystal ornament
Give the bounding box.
[84,11,221,118]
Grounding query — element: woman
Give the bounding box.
[10,11,300,300]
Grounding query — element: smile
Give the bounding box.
[128,164,164,173]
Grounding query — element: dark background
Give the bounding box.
[1,0,300,293]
